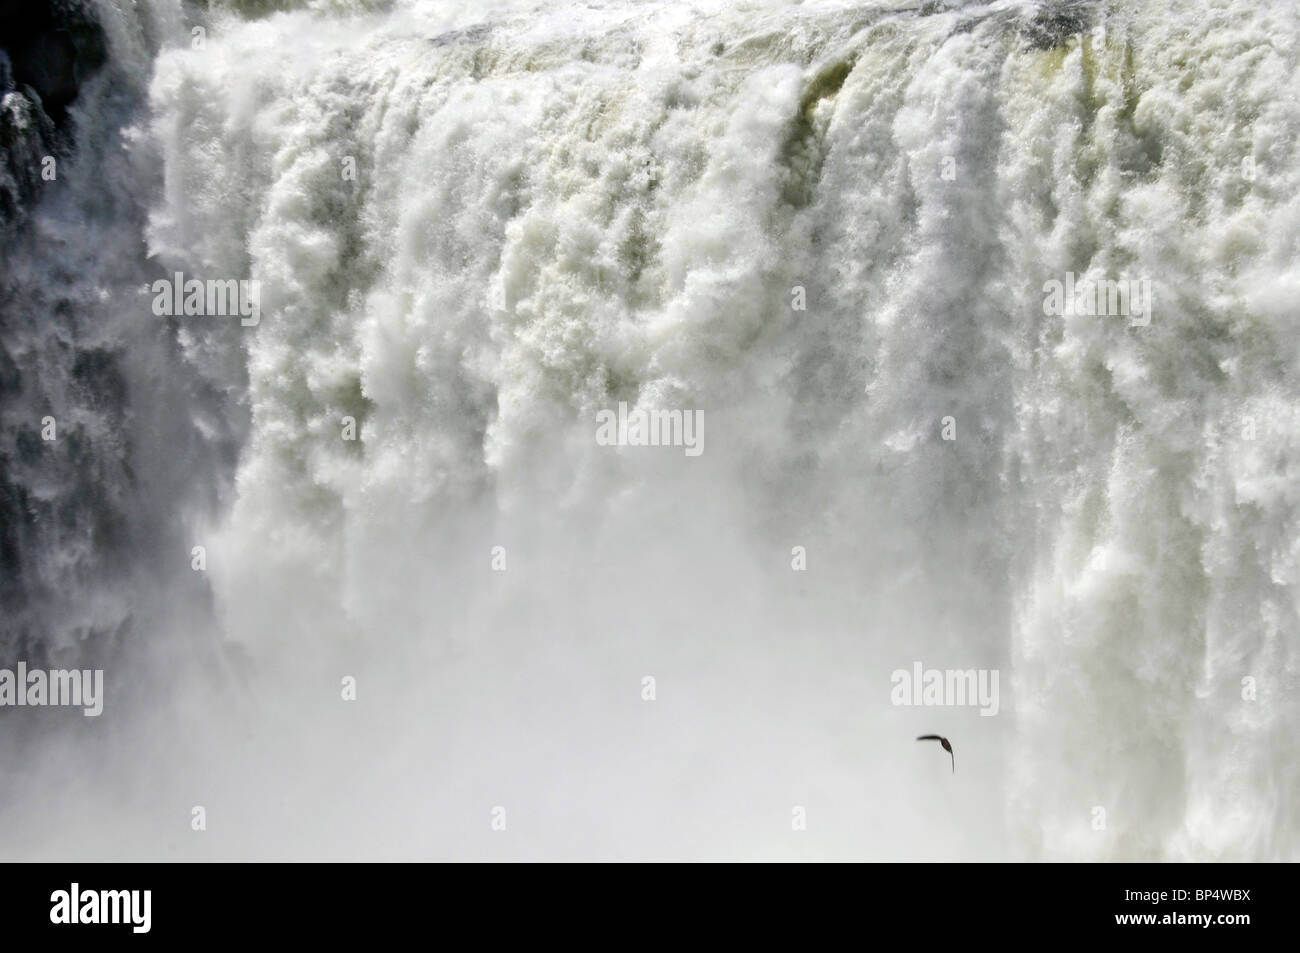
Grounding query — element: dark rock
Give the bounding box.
[0,0,107,227]
[0,0,108,123]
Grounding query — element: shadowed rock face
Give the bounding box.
[0,0,106,226]
[0,0,107,123]
[1,2,128,655]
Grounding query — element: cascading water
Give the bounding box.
[0,0,1295,861]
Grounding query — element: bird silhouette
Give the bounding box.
[916,734,954,773]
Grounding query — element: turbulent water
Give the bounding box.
[0,0,1297,860]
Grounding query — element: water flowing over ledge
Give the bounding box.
[0,0,1296,861]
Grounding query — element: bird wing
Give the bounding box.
[916,735,943,741]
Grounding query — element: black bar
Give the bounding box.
[3,862,1278,941]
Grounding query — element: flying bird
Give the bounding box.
[917,734,954,773]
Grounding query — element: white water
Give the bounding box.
[1,0,1297,860]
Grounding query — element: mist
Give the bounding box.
[1,0,1296,861]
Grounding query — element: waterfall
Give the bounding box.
[0,0,1295,860]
